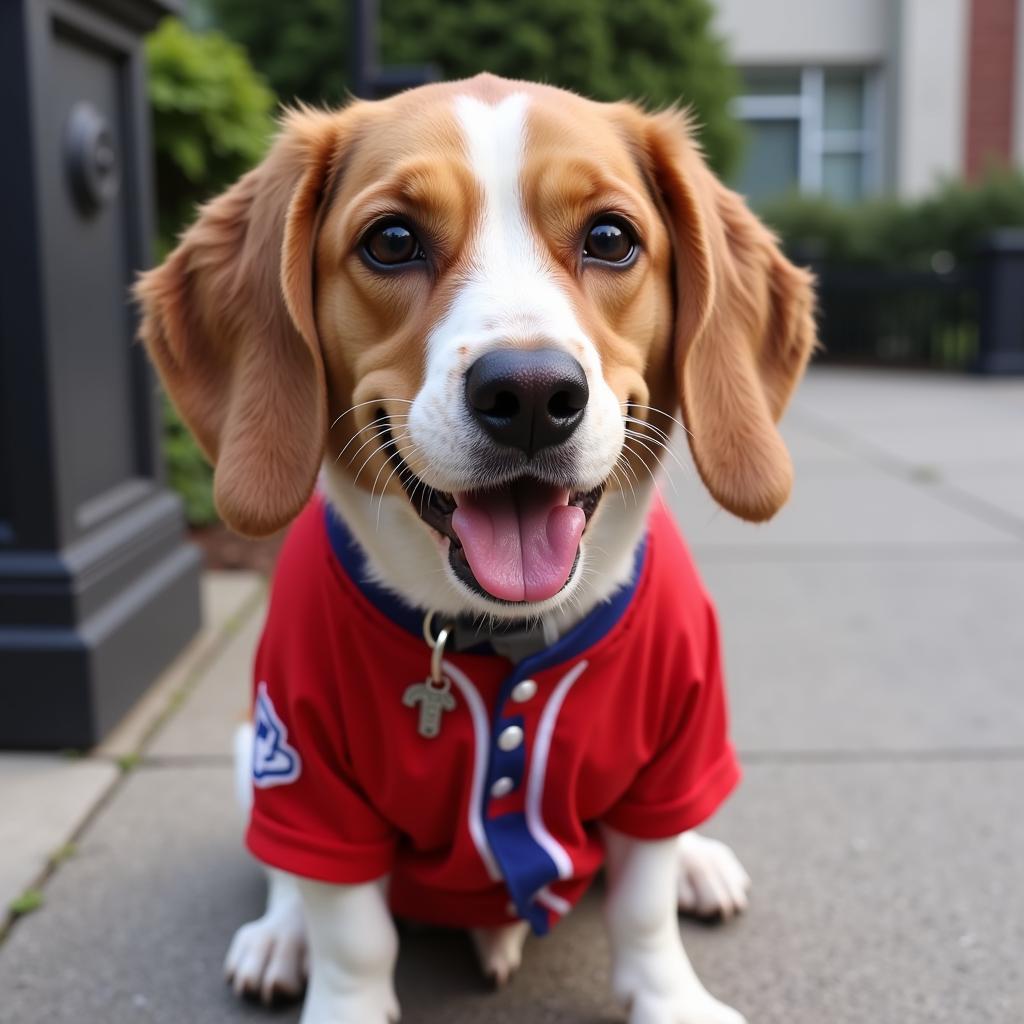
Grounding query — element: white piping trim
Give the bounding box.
[525,660,589,880]
[443,660,501,881]
[535,886,572,916]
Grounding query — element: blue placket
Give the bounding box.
[478,540,648,936]
[325,499,648,935]
[481,654,558,934]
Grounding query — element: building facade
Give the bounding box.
[714,0,1024,202]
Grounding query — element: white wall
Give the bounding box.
[892,0,969,196]
[714,0,971,197]
[713,0,888,64]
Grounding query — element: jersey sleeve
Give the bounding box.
[244,503,398,884]
[601,595,741,839]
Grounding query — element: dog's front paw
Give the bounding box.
[613,948,745,1024]
[627,990,747,1024]
[677,832,750,920]
[224,906,307,1004]
[300,977,399,1024]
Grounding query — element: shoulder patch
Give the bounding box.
[252,681,302,788]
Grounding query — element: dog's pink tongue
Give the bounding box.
[452,484,585,603]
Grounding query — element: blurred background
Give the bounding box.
[144,0,1024,554]
[0,2,1021,1023]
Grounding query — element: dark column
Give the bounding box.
[0,0,201,749]
[975,230,1024,375]
[349,0,438,99]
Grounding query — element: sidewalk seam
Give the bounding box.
[787,408,1024,542]
[0,581,266,946]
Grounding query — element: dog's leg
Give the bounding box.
[602,826,746,1024]
[297,876,399,1024]
[470,921,530,986]
[225,722,308,1002]
[676,831,751,920]
[224,867,308,1002]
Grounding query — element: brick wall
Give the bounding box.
[965,0,1019,176]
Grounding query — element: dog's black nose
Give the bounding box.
[465,348,589,456]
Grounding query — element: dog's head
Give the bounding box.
[137,74,816,618]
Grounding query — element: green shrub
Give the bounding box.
[161,396,218,527]
[208,0,743,175]
[760,169,1024,270]
[146,18,276,524]
[380,0,742,175]
[146,16,276,255]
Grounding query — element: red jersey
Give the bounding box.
[246,496,740,935]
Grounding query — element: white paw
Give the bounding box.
[677,832,750,920]
[300,978,399,1024]
[628,990,747,1024]
[224,905,308,1004]
[613,942,746,1024]
[470,921,530,986]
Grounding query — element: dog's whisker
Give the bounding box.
[340,422,394,466]
[347,427,415,471]
[371,433,427,505]
[622,439,678,496]
[611,457,639,506]
[352,435,411,483]
[329,398,415,432]
[622,414,674,445]
[620,401,694,440]
[606,464,632,507]
[367,450,407,517]
[623,428,688,476]
[369,434,425,503]
[376,458,413,528]
[615,448,643,490]
[335,419,401,463]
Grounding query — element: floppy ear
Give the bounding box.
[643,110,818,522]
[135,106,354,537]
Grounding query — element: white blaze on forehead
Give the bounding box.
[443,92,583,343]
[408,91,624,496]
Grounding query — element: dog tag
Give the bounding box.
[403,679,456,738]
[405,615,458,739]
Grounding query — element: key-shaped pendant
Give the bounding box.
[403,679,456,738]
[406,615,458,739]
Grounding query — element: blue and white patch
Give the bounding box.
[252,681,302,788]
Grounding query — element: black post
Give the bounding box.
[0,0,201,749]
[350,0,379,100]
[349,0,439,99]
[975,229,1024,375]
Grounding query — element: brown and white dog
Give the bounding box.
[136,74,815,1024]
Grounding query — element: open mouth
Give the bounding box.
[378,418,604,604]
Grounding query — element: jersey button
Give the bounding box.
[511,679,538,703]
[490,776,515,798]
[497,724,524,751]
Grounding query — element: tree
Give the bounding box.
[200,0,352,107]
[207,0,742,174]
[146,17,277,252]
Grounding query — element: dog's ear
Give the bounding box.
[135,106,356,537]
[639,109,818,522]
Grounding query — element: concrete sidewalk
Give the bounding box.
[1,367,1022,1024]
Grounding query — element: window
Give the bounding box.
[733,68,880,204]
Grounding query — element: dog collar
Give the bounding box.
[323,502,645,663]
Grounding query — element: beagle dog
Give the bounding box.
[136,74,815,1024]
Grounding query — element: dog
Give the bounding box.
[136,73,816,1024]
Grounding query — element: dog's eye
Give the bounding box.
[363,221,425,266]
[583,219,636,264]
